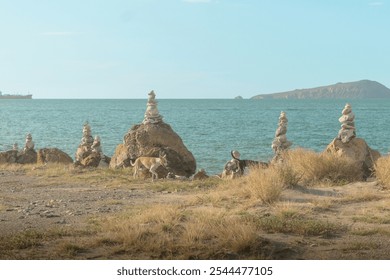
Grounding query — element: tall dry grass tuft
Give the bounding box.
[100,204,259,259]
[243,164,299,204]
[217,163,299,206]
[181,207,258,255]
[285,148,363,186]
[375,155,390,188]
[101,205,185,256]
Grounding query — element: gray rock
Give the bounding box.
[110,91,196,177]
[37,148,73,165]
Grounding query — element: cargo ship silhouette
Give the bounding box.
[0,91,32,99]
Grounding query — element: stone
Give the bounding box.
[0,134,38,164]
[192,169,209,180]
[0,150,18,164]
[109,144,130,168]
[271,111,292,163]
[37,148,73,165]
[110,91,196,177]
[91,135,110,167]
[74,123,109,167]
[16,149,37,164]
[124,122,196,177]
[24,133,35,152]
[337,103,356,143]
[75,122,94,163]
[325,137,381,178]
[81,152,101,168]
[143,90,163,124]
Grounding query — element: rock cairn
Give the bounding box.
[0,133,36,164]
[337,103,356,143]
[326,103,381,178]
[13,143,19,151]
[75,122,94,163]
[271,111,292,162]
[91,135,109,167]
[143,90,163,124]
[75,122,110,167]
[0,133,73,166]
[110,90,196,177]
[24,133,35,152]
[14,133,37,164]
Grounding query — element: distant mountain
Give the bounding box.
[251,80,390,99]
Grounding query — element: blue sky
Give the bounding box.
[0,0,389,99]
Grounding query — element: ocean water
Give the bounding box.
[1,99,389,174]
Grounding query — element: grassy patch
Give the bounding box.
[56,242,87,257]
[285,148,363,186]
[0,230,44,250]
[256,212,345,237]
[220,164,297,205]
[337,193,383,204]
[343,242,381,251]
[352,215,390,224]
[150,177,219,193]
[96,204,262,259]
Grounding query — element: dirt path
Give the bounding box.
[0,168,178,235]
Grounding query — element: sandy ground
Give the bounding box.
[1,166,390,260]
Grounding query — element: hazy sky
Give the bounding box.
[1,0,389,99]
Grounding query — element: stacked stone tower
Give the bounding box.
[143,90,163,124]
[75,122,94,163]
[337,103,356,143]
[271,111,292,162]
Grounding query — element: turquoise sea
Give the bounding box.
[1,99,389,174]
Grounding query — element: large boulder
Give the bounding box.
[16,149,37,164]
[37,148,73,165]
[109,144,130,169]
[0,150,18,164]
[111,122,196,177]
[81,152,101,167]
[325,137,381,178]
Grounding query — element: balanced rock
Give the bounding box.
[37,148,73,165]
[337,103,356,143]
[110,90,196,177]
[91,135,110,168]
[271,111,292,163]
[326,137,381,178]
[0,134,37,164]
[74,122,94,164]
[16,133,37,164]
[74,123,109,168]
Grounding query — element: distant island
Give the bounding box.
[251,80,390,99]
[0,91,32,99]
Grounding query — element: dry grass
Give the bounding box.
[0,230,44,250]
[285,148,363,186]
[219,164,299,205]
[98,204,260,259]
[375,155,390,188]
[1,160,389,260]
[352,214,390,224]
[257,213,344,237]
